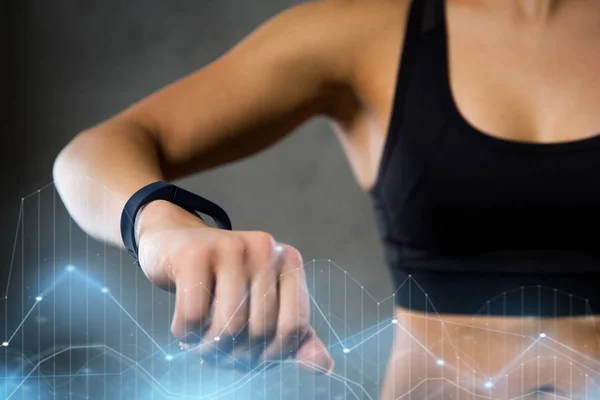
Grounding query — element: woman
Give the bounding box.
[53,0,600,398]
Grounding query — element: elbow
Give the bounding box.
[52,128,120,245]
[52,135,73,185]
[52,131,94,239]
[52,128,110,219]
[52,130,90,195]
[52,120,163,246]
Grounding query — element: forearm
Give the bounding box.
[53,118,169,249]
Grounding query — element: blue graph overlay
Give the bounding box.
[1,183,599,399]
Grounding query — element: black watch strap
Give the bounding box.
[120,181,232,263]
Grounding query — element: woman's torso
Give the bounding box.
[336,0,600,289]
[330,0,600,397]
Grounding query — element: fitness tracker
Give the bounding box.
[120,181,233,264]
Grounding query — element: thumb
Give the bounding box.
[294,326,334,375]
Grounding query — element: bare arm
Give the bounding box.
[53,1,360,248]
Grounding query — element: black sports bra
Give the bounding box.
[370,0,600,287]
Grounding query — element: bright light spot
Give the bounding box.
[436,359,445,366]
[343,348,350,354]
[391,319,398,324]
[65,265,75,271]
[101,287,109,293]
[214,336,220,342]
[539,333,546,338]
[35,296,42,302]
[484,381,494,389]
[1,342,8,347]
[165,355,174,361]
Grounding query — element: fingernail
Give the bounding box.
[326,359,335,375]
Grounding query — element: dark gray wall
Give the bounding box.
[1,2,394,399]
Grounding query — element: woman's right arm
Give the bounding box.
[53,1,360,248]
[52,0,384,374]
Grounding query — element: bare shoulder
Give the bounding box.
[298,0,412,71]
[307,0,410,23]
[248,0,411,84]
[281,0,411,119]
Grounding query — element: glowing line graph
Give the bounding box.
[1,182,600,399]
[3,260,599,399]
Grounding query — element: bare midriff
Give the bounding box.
[378,306,600,399]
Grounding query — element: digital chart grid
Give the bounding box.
[1,183,599,399]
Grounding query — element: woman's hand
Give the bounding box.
[135,200,334,374]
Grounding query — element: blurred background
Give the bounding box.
[1,1,397,399]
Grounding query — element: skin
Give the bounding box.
[52,0,600,398]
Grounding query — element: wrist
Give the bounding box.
[135,200,206,244]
